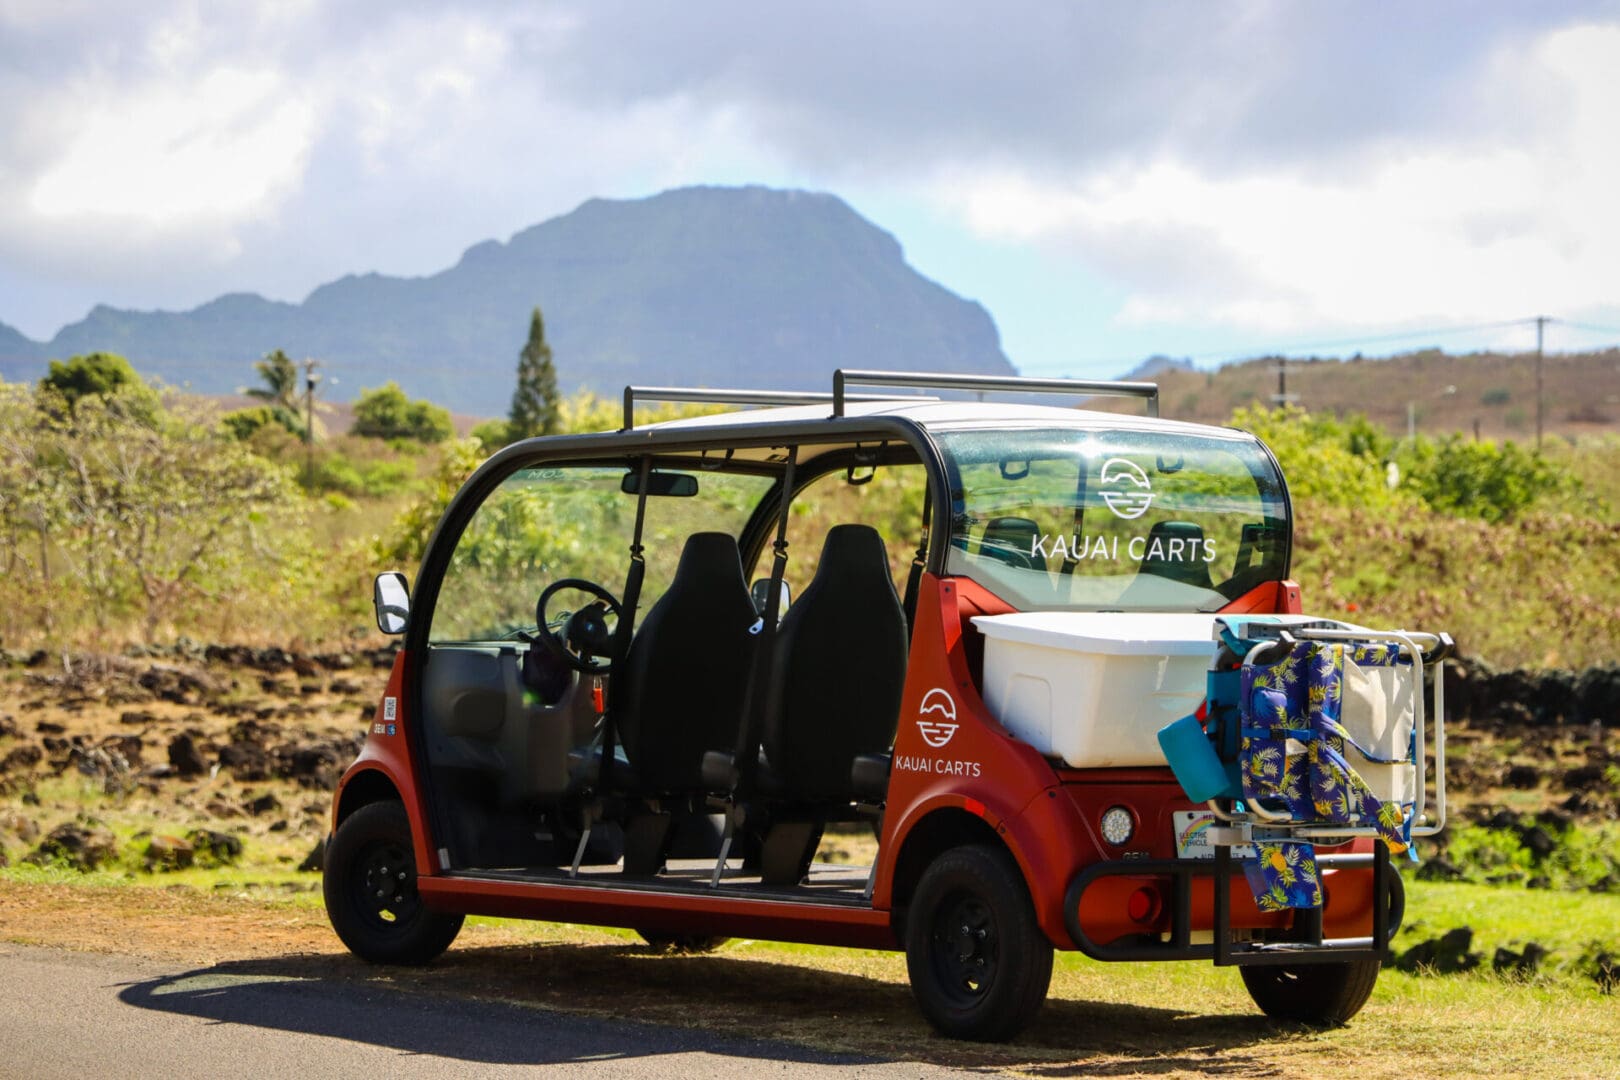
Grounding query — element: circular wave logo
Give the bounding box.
[1099,457,1155,520]
[917,687,959,748]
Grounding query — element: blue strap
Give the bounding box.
[1241,726,1313,741]
[1315,715,1413,766]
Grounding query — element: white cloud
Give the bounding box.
[936,22,1620,336]
[29,68,315,227]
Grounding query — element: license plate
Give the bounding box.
[1173,811,1256,859]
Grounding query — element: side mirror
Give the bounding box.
[750,578,791,618]
[373,572,411,635]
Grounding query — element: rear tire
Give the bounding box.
[324,801,463,965]
[1240,957,1381,1025]
[637,931,729,953]
[904,844,1053,1042]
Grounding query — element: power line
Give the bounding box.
[1019,317,1544,376]
[1185,317,1538,363]
[1557,319,1620,337]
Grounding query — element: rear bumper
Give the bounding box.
[1064,846,1402,966]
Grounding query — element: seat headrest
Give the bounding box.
[670,531,746,592]
[1147,520,1204,542]
[1139,520,1212,588]
[980,516,1041,568]
[814,524,891,584]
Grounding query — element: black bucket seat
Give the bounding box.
[758,524,909,802]
[616,532,758,794]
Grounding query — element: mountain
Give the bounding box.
[0,187,1013,415]
[1119,354,1195,380]
[0,320,41,381]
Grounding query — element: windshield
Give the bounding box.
[428,462,772,643]
[936,426,1289,613]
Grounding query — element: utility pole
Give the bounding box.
[302,357,321,479]
[1269,356,1299,408]
[1534,315,1548,451]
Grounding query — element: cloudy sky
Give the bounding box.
[2,1,1617,377]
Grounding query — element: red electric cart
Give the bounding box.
[324,370,1447,1041]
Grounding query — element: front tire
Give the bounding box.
[904,844,1053,1042]
[324,801,463,965]
[1240,957,1381,1025]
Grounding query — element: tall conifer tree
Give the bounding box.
[508,306,560,438]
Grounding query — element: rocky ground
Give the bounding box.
[0,643,396,878]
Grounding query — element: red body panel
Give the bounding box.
[331,652,439,875]
[417,876,896,949]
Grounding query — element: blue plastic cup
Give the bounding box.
[1158,713,1239,802]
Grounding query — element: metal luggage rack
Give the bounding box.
[1204,625,1451,844]
[621,368,1162,429]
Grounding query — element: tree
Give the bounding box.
[350,381,454,443]
[246,349,299,409]
[242,348,305,437]
[39,352,159,419]
[508,306,560,439]
[1,381,308,642]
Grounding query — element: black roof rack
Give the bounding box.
[622,368,1160,430]
[832,369,1159,418]
[621,386,935,430]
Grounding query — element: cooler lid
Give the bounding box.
[971,612,1219,656]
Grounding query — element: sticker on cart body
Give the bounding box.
[1173,811,1256,859]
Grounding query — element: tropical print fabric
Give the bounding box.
[1244,839,1322,911]
[1239,640,1414,856]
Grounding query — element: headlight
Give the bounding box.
[1100,806,1135,847]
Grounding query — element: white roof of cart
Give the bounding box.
[647,398,1249,440]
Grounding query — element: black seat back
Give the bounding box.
[761,525,908,802]
[977,515,1043,570]
[1137,520,1214,589]
[617,532,757,793]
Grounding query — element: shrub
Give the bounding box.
[220,404,304,441]
[1228,405,1408,510]
[350,382,453,443]
[38,352,160,420]
[1398,435,1572,523]
[470,418,512,453]
[300,452,416,499]
[376,437,487,564]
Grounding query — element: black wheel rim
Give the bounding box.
[350,837,421,931]
[927,891,999,1005]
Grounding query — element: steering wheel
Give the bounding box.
[535,578,624,673]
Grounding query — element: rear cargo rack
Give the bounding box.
[832,369,1160,417]
[1065,847,1401,965]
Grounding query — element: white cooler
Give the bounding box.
[971,612,1218,768]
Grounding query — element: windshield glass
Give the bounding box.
[936,426,1288,612]
[428,462,773,642]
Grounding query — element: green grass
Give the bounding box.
[1398,880,1620,981]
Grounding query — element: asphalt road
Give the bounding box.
[0,944,975,1079]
